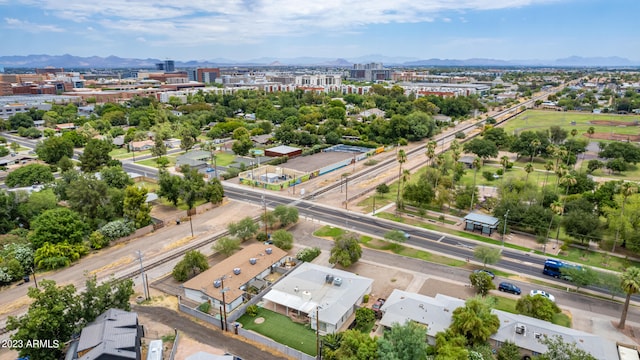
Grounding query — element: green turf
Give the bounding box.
[237,307,317,356]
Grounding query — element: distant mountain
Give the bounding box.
[1,54,639,68]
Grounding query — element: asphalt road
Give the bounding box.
[287,220,640,323]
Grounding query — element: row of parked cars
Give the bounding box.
[474,269,555,302]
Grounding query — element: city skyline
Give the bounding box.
[2,0,639,62]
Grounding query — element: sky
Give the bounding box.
[1,0,639,62]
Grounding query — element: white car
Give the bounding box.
[530,289,555,302]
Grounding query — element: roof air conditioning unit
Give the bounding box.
[249,258,257,265]
[333,277,343,286]
[265,248,273,254]
[515,324,526,335]
[326,274,334,283]
[534,333,542,339]
[233,268,241,275]
[213,280,222,288]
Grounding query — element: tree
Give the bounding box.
[329,233,362,268]
[377,321,429,360]
[232,137,253,156]
[587,126,595,139]
[296,247,321,262]
[536,335,597,360]
[35,136,74,164]
[6,163,54,187]
[354,307,375,331]
[425,140,437,166]
[598,272,623,299]
[463,138,498,163]
[212,237,241,257]
[272,205,299,227]
[179,165,206,211]
[58,155,74,172]
[151,136,167,158]
[618,267,640,329]
[469,157,482,212]
[9,112,34,130]
[157,170,182,206]
[67,175,116,226]
[561,266,598,291]
[450,296,499,346]
[434,329,468,360]
[496,341,521,360]
[172,250,209,282]
[271,229,294,250]
[524,162,534,181]
[29,208,87,249]
[79,139,113,172]
[469,271,495,296]
[516,294,560,321]
[562,210,601,245]
[383,230,408,243]
[228,216,260,241]
[331,329,377,360]
[100,166,134,189]
[395,149,407,210]
[473,245,501,268]
[203,178,224,204]
[6,277,133,360]
[123,185,152,228]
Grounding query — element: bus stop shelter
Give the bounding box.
[464,213,499,235]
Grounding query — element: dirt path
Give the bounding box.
[133,305,290,360]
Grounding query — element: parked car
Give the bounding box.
[498,282,521,295]
[400,231,410,239]
[473,269,495,279]
[372,298,386,311]
[530,289,555,302]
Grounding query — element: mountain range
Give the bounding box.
[1,54,639,68]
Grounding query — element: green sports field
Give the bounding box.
[502,110,640,140]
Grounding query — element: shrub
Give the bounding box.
[363,294,370,303]
[198,301,211,313]
[256,232,268,242]
[246,304,259,317]
[297,247,321,262]
[482,171,495,181]
[455,131,466,139]
[99,219,136,241]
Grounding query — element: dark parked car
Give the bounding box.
[473,269,495,279]
[498,282,521,295]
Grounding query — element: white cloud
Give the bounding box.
[9,0,561,45]
[4,17,65,32]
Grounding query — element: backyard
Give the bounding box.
[237,307,317,356]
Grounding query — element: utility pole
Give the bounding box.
[316,306,320,360]
[502,210,509,248]
[344,176,348,210]
[136,250,149,300]
[262,195,268,236]
[31,267,38,290]
[220,276,229,332]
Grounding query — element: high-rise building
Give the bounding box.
[155,60,175,72]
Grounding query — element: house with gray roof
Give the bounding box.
[262,262,373,334]
[175,150,210,171]
[379,290,619,360]
[72,308,143,360]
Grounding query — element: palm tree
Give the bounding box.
[613,182,638,252]
[566,129,579,166]
[529,139,541,163]
[524,163,534,182]
[201,141,218,179]
[425,141,437,167]
[543,160,554,188]
[433,154,445,188]
[618,267,640,329]
[396,149,407,212]
[469,157,482,213]
[399,169,411,210]
[500,155,510,175]
[547,200,564,246]
[554,164,568,192]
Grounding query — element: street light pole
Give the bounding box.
[316,306,320,360]
[502,210,509,248]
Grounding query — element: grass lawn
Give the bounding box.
[215,152,236,166]
[313,226,345,238]
[158,197,208,211]
[238,308,317,356]
[503,110,640,138]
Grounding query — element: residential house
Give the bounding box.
[379,290,618,360]
[262,262,373,334]
[55,122,77,131]
[130,140,154,151]
[70,308,143,360]
[183,243,289,314]
[175,150,211,171]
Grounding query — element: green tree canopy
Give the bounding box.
[123,185,152,228]
[172,250,209,282]
[473,245,501,268]
[515,294,560,322]
[228,216,260,241]
[272,205,299,228]
[6,163,55,187]
[377,321,429,360]
[212,237,241,257]
[329,233,362,268]
[271,229,294,250]
[35,136,74,164]
[536,335,597,360]
[79,139,113,172]
[29,208,87,249]
[450,296,499,346]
